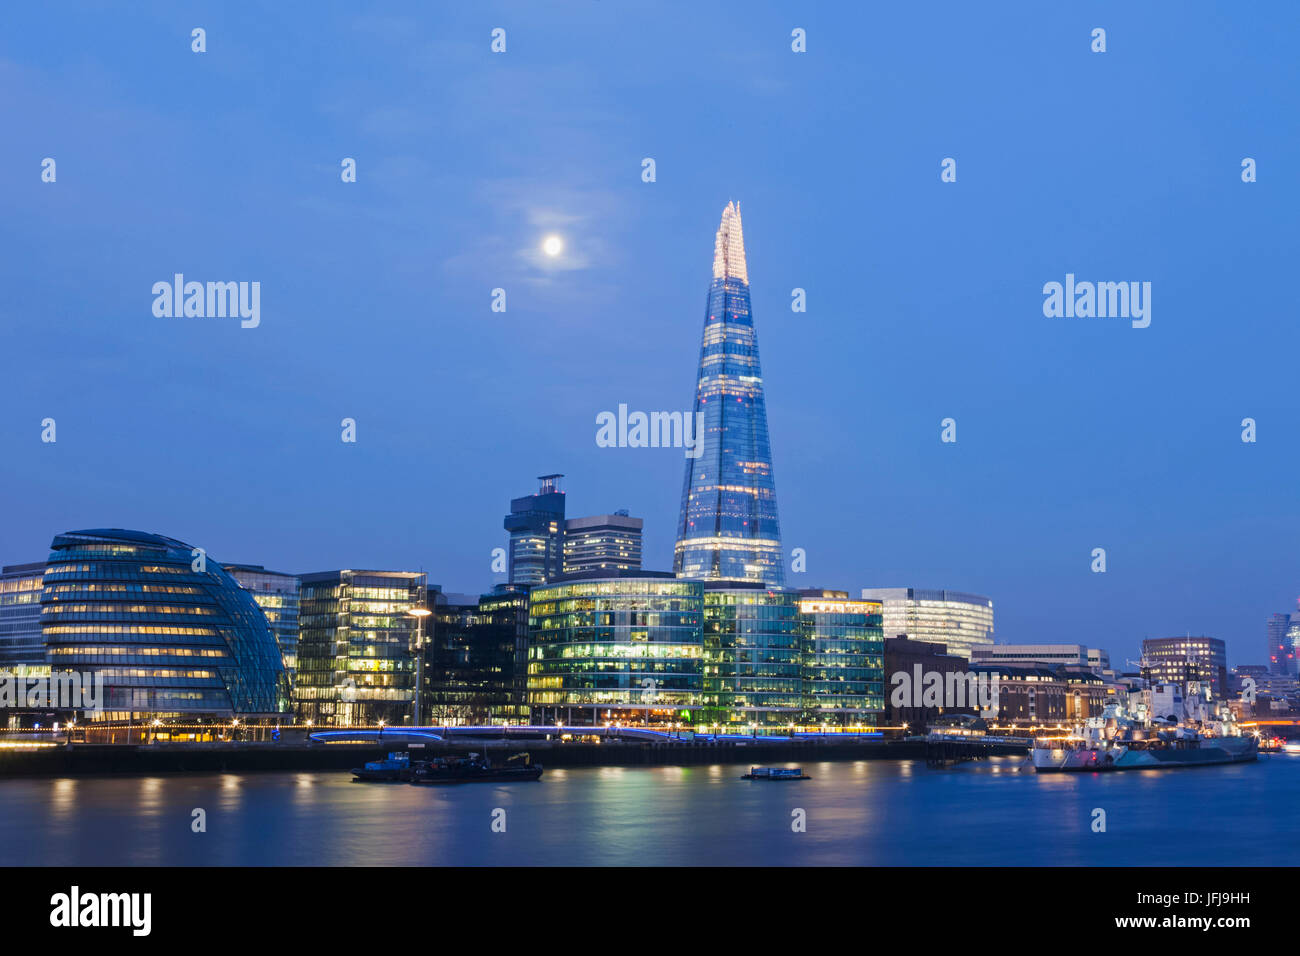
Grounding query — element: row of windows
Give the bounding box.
[44,604,218,616]
[45,625,221,637]
[49,646,229,659]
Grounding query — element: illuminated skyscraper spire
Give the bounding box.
[675,203,784,585]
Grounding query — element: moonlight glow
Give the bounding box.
[542,235,563,257]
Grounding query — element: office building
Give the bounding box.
[860,587,994,660]
[797,590,884,728]
[563,511,643,575]
[295,569,429,725]
[480,583,530,717]
[972,642,1110,674]
[1141,636,1228,698]
[527,571,704,726]
[0,562,48,668]
[702,582,802,730]
[503,474,566,585]
[675,202,785,586]
[41,529,288,719]
[224,564,300,678]
[422,595,524,725]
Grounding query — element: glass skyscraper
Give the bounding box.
[675,202,785,586]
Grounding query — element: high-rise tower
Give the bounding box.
[674,202,785,585]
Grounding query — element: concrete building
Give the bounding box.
[563,511,643,575]
[972,643,1110,674]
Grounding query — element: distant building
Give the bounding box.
[0,562,47,668]
[563,511,643,575]
[1141,636,1228,698]
[503,474,566,585]
[797,590,884,728]
[883,635,970,732]
[972,643,1110,674]
[224,565,300,678]
[295,570,429,725]
[41,529,288,720]
[1087,647,1111,673]
[860,587,994,660]
[1270,610,1299,676]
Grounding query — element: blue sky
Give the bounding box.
[2,2,1298,667]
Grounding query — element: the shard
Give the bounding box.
[674,202,785,585]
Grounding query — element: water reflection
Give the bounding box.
[0,757,1290,866]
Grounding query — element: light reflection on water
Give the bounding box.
[0,756,1294,866]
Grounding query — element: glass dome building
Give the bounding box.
[41,529,290,719]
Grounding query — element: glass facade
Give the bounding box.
[423,599,525,724]
[860,587,994,660]
[295,570,428,725]
[480,584,530,718]
[527,575,704,725]
[504,474,566,585]
[675,202,785,586]
[799,593,884,727]
[224,564,300,679]
[41,529,289,719]
[0,562,48,668]
[702,584,802,730]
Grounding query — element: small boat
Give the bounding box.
[411,751,543,784]
[742,766,809,780]
[351,751,412,782]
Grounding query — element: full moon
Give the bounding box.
[542,235,563,257]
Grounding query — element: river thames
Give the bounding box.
[3,756,1296,866]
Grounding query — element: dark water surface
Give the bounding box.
[3,756,1296,866]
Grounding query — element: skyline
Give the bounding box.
[3,3,1300,670]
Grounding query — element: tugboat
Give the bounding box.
[1032,689,1258,773]
[742,767,810,780]
[410,751,542,784]
[351,751,412,782]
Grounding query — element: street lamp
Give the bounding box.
[407,607,432,727]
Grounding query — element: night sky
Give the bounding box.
[2,2,1298,668]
